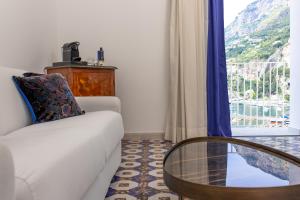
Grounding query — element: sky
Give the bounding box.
[224,0,257,27]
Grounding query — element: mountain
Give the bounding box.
[234,144,288,180]
[225,0,290,63]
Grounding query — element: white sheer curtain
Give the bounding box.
[165,0,209,143]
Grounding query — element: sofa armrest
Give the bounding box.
[75,96,121,113]
[0,143,15,200]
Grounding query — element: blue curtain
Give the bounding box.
[207,0,232,137]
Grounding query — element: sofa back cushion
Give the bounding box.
[0,67,31,136]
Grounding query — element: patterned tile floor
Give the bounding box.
[105,136,300,200]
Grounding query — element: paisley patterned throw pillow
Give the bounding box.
[13,73,84,123]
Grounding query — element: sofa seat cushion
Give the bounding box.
[0,111,124,200]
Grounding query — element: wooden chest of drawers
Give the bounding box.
[45,66,117,96]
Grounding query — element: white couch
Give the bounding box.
[0,67,124,200]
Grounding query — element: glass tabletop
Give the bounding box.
[164,140,300,188]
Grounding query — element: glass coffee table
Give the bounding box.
[163,137,300,200]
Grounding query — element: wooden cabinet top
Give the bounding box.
[44,65,118,71]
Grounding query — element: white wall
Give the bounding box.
[289,0,300,132]
[55,0,170,134]
[0,0,57,72]
[0,0,170,134]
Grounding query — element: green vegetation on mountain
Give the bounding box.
[226,0,290,103]
[229,65,290,101]
[225,0,290,62]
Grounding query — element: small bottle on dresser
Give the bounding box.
[97,47,104,66]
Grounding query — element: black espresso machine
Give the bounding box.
[53,41,87,67]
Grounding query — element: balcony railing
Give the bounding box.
[227,62,290,128]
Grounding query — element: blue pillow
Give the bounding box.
[12,77,37,122]
[13,73,84,123]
